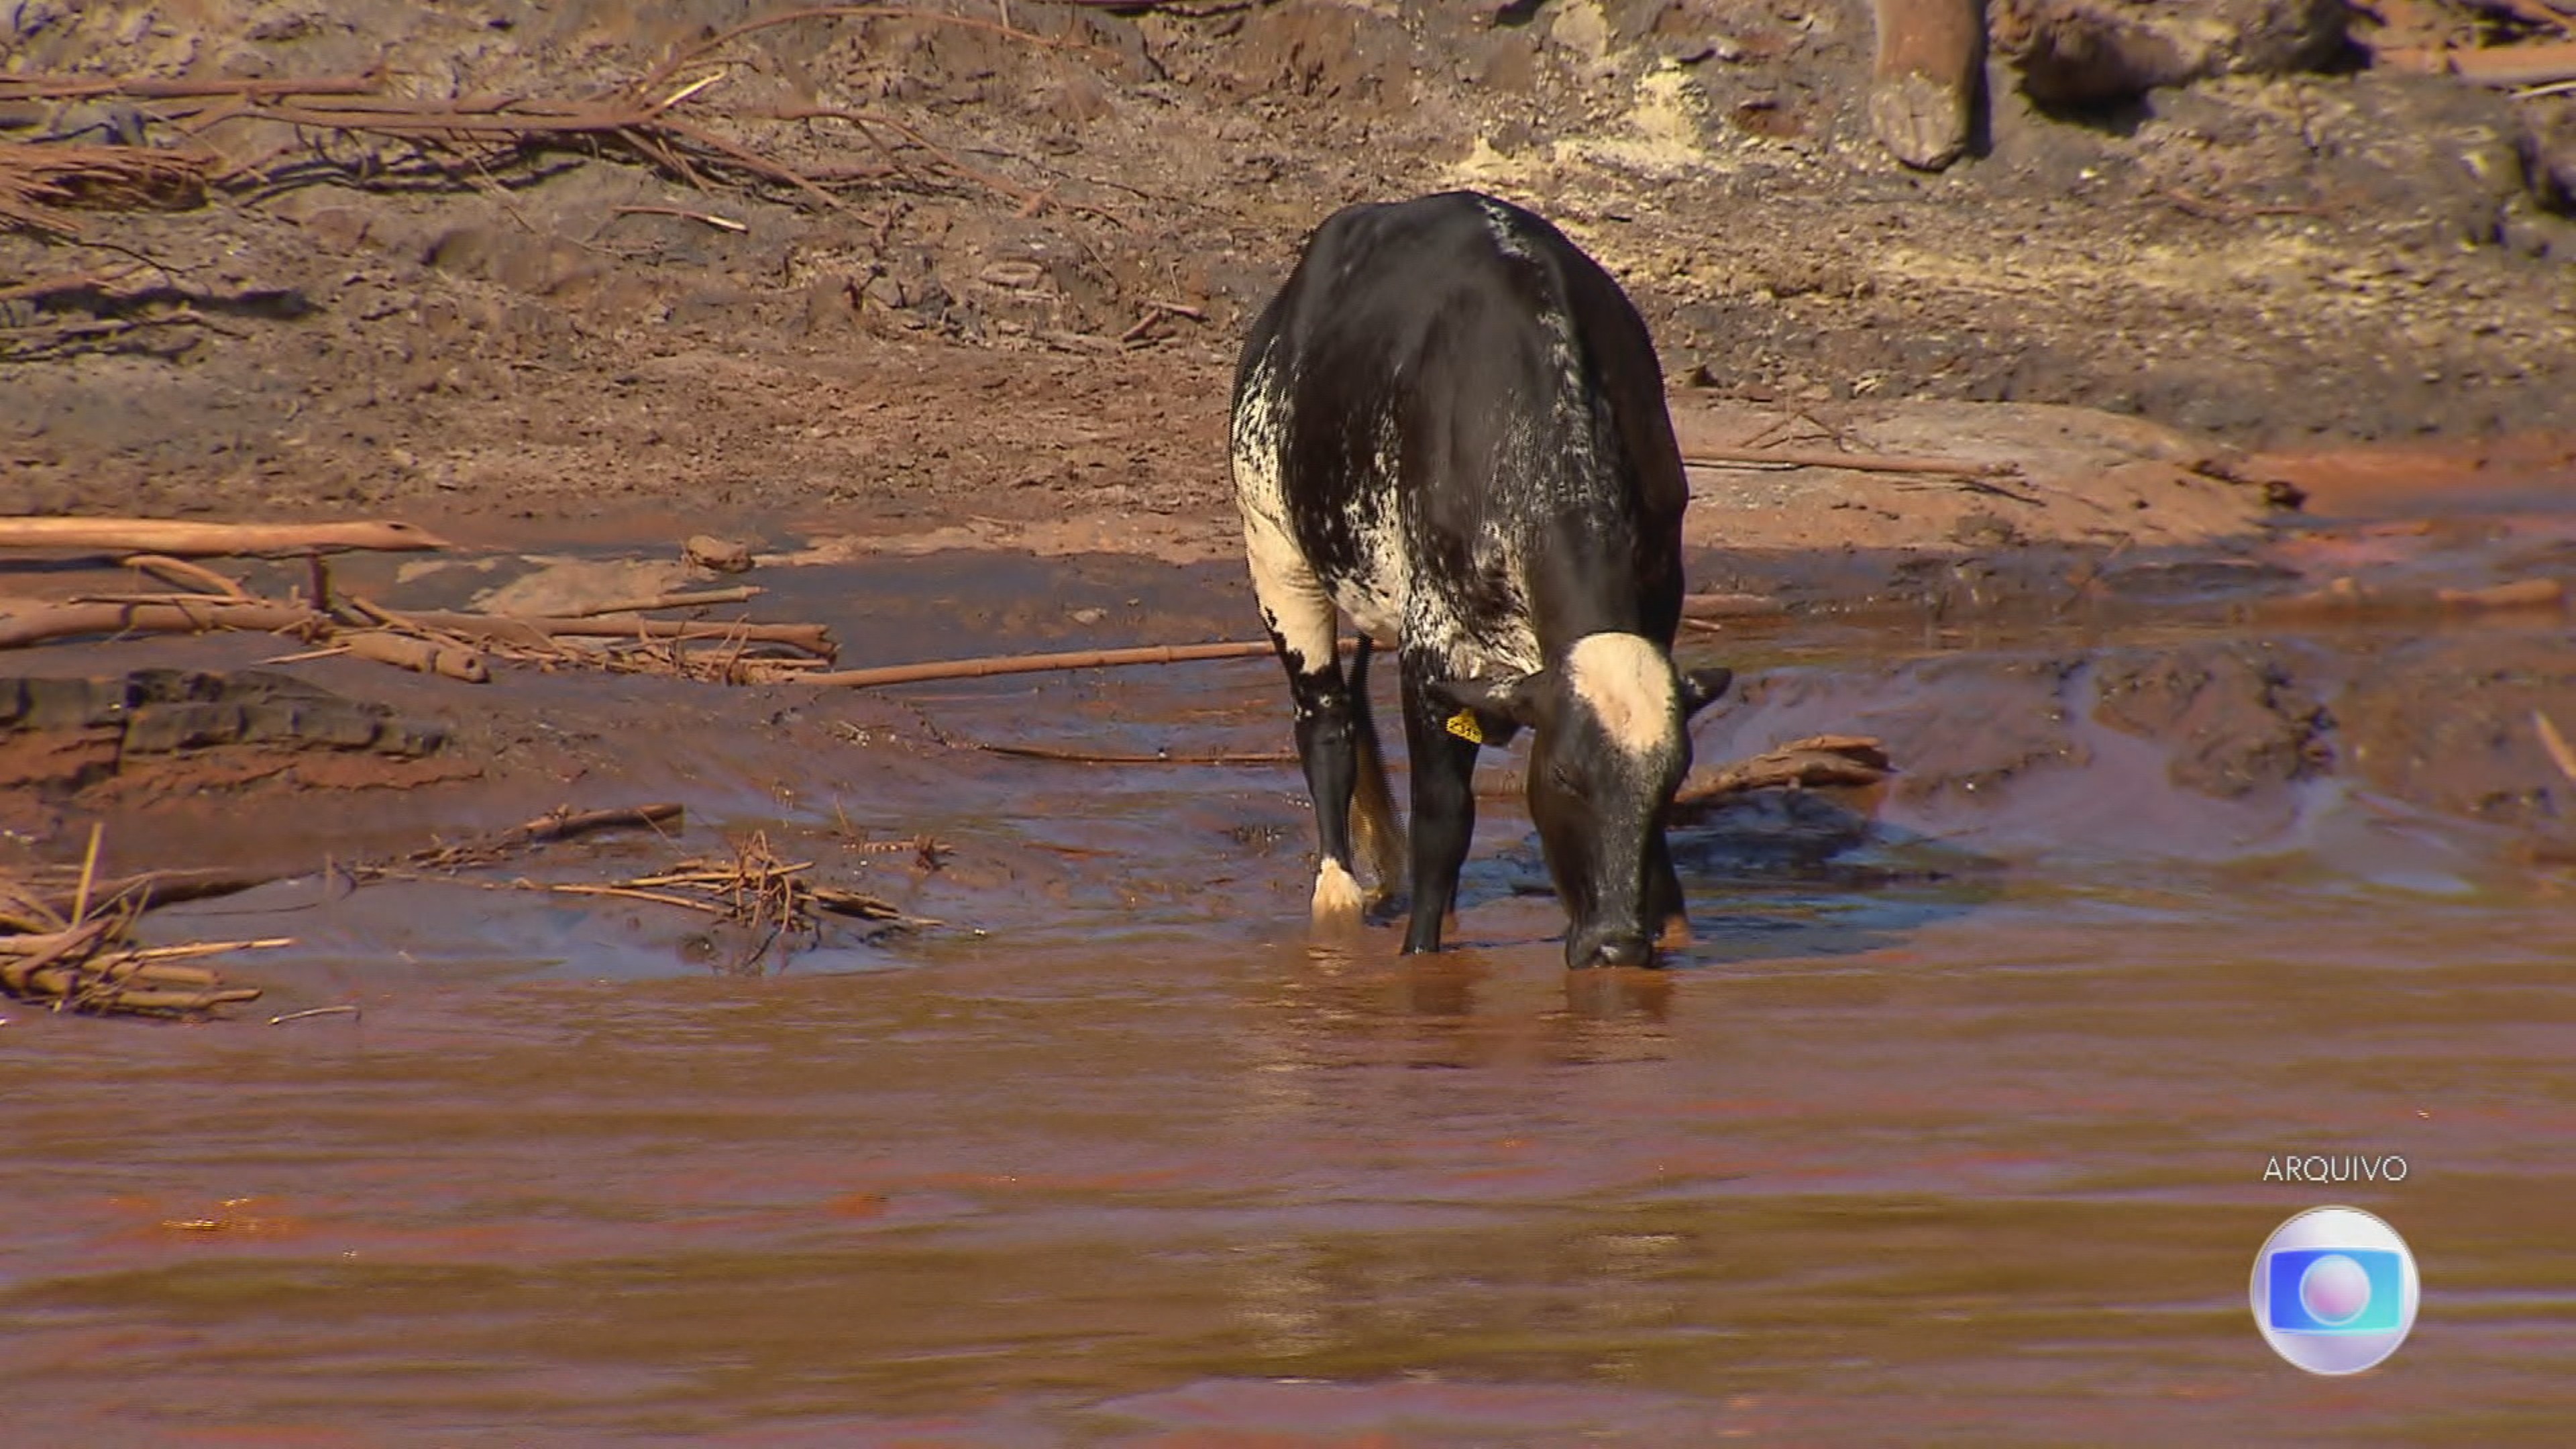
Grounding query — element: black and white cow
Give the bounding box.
[1230,189,1731,969]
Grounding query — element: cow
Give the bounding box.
[1229,189,1733,969]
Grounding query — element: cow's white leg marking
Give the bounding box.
[1242,515,1338,676]
[1566,632,1680,759]
[1311,856,1365,926]
[1232,358,1340,676]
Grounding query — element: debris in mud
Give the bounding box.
[384,803,688,873]
[684,535,758,574]
[493,828,941,974]
[0,826,274,1018]
[1,804,704,1016]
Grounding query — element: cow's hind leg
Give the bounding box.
[1346,637,1410,916]
[1251,547,1366,926]
[1397,649,1483,954]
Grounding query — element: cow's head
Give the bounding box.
[1434,633,1730,968]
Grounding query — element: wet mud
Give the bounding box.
[5,455,2575,1444]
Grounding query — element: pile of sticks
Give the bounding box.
[0,828,275,1017]
[549,829,930,928]
[383,822,938,975]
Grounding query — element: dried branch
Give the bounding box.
[1684,447,2021,480]
[352,602,836,657]
[1672,735,1893,820]
[0,599,325,649]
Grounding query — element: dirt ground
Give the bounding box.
[3,0,2572,543]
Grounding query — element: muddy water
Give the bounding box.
[5,545,2575,1445]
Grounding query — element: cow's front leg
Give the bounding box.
[1398,650,1483,954]
[1285,651,1366,927]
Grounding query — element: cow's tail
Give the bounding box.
[1346,637,1410,902]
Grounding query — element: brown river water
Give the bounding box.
[3,512,2573,1445]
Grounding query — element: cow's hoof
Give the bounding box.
[1310,859,1366,928]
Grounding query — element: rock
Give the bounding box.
[684,535,757,574]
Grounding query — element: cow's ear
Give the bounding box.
[1427,672,1546,744]
[1677,665,1733,719]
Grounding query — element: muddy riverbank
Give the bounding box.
[4,439,2574,1442]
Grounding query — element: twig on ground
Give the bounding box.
[963,738,1297,765]
[2536,712,2576,786]
[608,203,748,231]
[1684,447,2022,481]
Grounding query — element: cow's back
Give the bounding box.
[1230,191,1686,676]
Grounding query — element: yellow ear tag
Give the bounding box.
[1444,709,1486,745]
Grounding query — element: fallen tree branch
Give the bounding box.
[0,517,451,556]
[1672,735,1893,819]
[397,803,686,871]
[559,586,764,616]
[123,553,252,598]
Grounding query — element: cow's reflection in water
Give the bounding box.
[1246,935,1675,1077]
